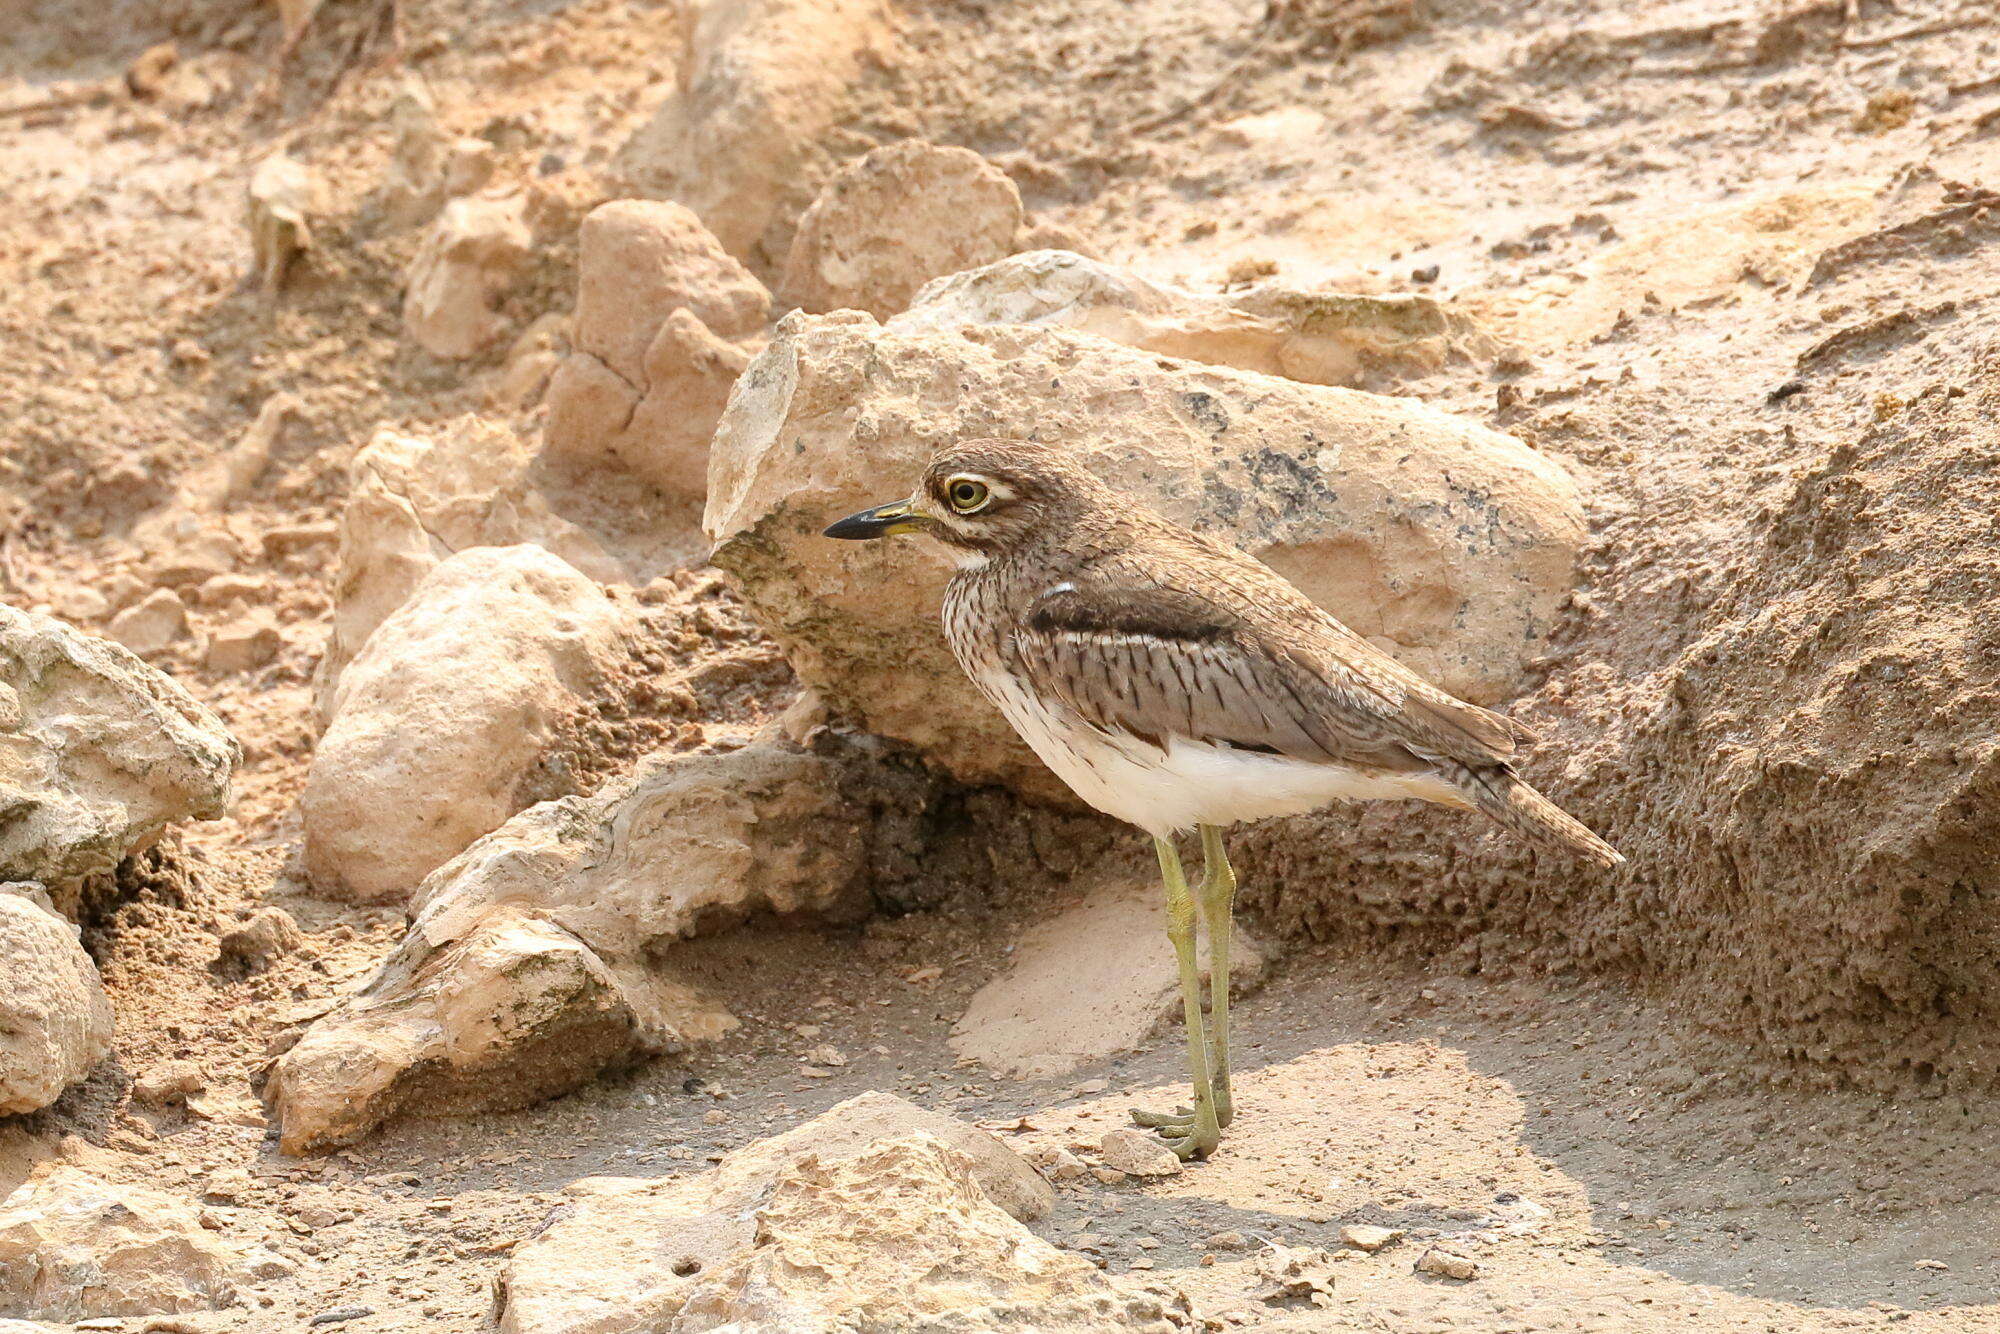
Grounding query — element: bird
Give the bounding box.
[825,439,1622,1160]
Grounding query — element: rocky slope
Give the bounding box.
[5,0,2000,1329]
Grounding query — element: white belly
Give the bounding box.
[975,668,1461,839]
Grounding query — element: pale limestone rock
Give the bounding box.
[131,1057,205,1108]
[496,1095,1096,1333]
[214,905,302,974]
[546,308,754,500]
[403,192,533,359]
[245,154,315,294]
[202,611,280,674]
[106,587,187,657]
[315,417,619,725]
[0,1167,272,1319]
[951,875,1268,1080]
[893,248,1497,388]
[0,605,237,902]
[0,895,112,1114]
[779,140,1024,321]
[543,201,767,498]
[1340,1223,1404,1252]
[302,545,629,902]
[402,738,873,961]
[271,740,866,1151]
[378,76,447,228]
[1415,1247,1479,1280]
[572,200,768,379]
[669,1135,1175,1331]
[265,906,686,1155]
[706,313,1585,798]
[1098,1128,1183,1178]
[615,0,896,273]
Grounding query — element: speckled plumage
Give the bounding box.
[921,441,1622,864]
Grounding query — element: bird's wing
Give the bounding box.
[1010,552,1520,771]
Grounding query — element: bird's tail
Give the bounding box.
[1454,765,1625,868]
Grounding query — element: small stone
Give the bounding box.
[1204,1230,1248,1251]
[1255,1244,1339,1303]
[308,1308,374,1327]
[1415,1247,1479,1280]
[202,1167,255,1204]
[261,521,339,556]
[702,1108,728,1125]
[203,614,281,674]
[1072,1079,1107,1095]
[804,1044,847,1067]
[215,907,302,975]
[1022,1143,1087,1182]
[1914,1258,1950,1272]
[108,589,188,657]
[1090,1167,1127,1186]
[1339,1224,1403,1253]
[1097,1129,1182,1178]
[131,1059,205,1108]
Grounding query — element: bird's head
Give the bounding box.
[822,439,1103,561]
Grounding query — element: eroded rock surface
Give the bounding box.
[0,1167,274,1320]
[403,192,533,359]
[616,0,896,272]
[0,893,113,1115]
[491,1093,1191,1334]
[543,202,767,498]
[271,739,876,1152]
[302,545,630,902]
[0,605,238,906]
[893,248,1498,388]
[707,313,1585,797]
[780,139,1025,320]
[316,416,620,721]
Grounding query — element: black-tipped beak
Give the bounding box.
[823,499,925,540]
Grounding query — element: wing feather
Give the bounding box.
[1012,550,1520,772]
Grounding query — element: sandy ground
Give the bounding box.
[7,0,2000,1328]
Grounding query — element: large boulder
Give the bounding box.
[492,1093,1182,1334]
[616,0,896,273]
[892,248,1498,389]
[0,892,113,1114]
[315,417,620,723]
[0,604,238,906]
[705,313,1586,797]
[543,202,768,498]
[271,739,874,1152]
[778,140,1025,321]
[0,1167,276,1320]
[302,545,631,902]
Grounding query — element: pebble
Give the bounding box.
[1205,1230,1249,1250]
[1098,1128,1183,1178]
[308,1309,374,1327]
[1415,1247,1479,1281]
[1090,1167,1127,1186]
[132,1059,205,1108]
[1340,1224,1404,1253]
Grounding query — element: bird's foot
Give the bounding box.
[1129,1104,1193,1129]
[1128,1104,1222,1160]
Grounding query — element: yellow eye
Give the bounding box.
[946,477,991,513]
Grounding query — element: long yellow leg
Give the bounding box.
[1198,823,1237,1129]
[1130,835,1221,1160]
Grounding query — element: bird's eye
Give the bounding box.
[947,478,991,513]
